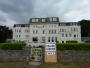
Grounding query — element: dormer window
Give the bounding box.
[49,17,58,22]
[32,19,36,22]
[53,18,57,21]
[50,18,53,22]
[36,19,39,22]
[42,19,46,22]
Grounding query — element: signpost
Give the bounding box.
[44,44,57,63]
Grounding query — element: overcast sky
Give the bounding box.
[0,0,90,27]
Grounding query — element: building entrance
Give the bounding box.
[30,47,43,62]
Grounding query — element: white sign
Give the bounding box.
[47,52,55,55]
[45,44,56,51]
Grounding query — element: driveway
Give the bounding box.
[27,62,41,68]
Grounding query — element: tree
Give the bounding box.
[0,25,12,43]
[78,19,90,37]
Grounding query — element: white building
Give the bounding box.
[13,17,81,47]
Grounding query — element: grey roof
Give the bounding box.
[13,17,80,27]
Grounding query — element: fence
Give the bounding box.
[58,50,90,62]
[0,48,90,62]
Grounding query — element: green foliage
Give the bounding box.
[78,20,90,37]
[0,25,12,43]
[84,40,90,43]
[56,41,59,43]
[56,43,90,50]
[66,40,78,43]
[0,41,26,50]
[31,48,42,57]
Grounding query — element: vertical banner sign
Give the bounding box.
[45,44,56,55]
[44,44,57,63]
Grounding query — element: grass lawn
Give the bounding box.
[0,61,25,68]
[40,61,90,68]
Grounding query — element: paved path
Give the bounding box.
[27,62,41,68]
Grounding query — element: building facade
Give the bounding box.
[13,17,81,47]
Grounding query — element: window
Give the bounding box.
[77,35,78,37]
[16,35,20,38]
[54,30,56,34]
[60,29,61,32]
[36,19,38,22]
[32,37,38,43]
[19,29,21,32]
[65,34,68,37]
[42,19,46,22]
[71,28,78,32]
[54,25,56,27]
[53,18,57,21]
[49,30,56,34]
[52,37,54,42]
[33,30,35,34]
[48,37,50,42]
[15,29,16,32]
[69,33,72,37]
[62,29,64,32]
[42,37,45,43]
[43,25,44,28]
[32,19,36,22]
[71,28,73,31]
[62,29,66,32]
[74,28,76,31]
[43,30,45,34]
[52,30,53,34]
[49,25,50,28]
[49,30,51,34]
[50,18,53,21]
[74,34,76,38]
[16,35,18,38]
[33,30,38,34]
[19,35,20,37]
[16,29,18,32]
[55,37,57,42]
[52,25,53,28]
[62,33,64,37]
[36,30,38,34]
[25,29,29,32]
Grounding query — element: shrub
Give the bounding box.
[66,40,78,43]
[0,41,26,50]
[56,43,90,50]
[84,40,90,43]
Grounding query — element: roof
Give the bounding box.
[13,17,80,27]
[29,17,60,23]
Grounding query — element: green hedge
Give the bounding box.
[0,41,26,50]
[56,43,90,50]
[66,40,78,43]
[84,40,90,43]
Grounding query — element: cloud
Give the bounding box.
[0,10,17,27]
[0,0,90,27]
[63,0,90,22]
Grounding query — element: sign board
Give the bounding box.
[44,44,57,63]
[45,44,56,51]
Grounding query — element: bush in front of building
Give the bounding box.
[56,43,90,50]
[66,40,78,43]
[84,40,90,43]
[0,41,26,50]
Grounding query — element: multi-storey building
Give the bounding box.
[13,17,81,47]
